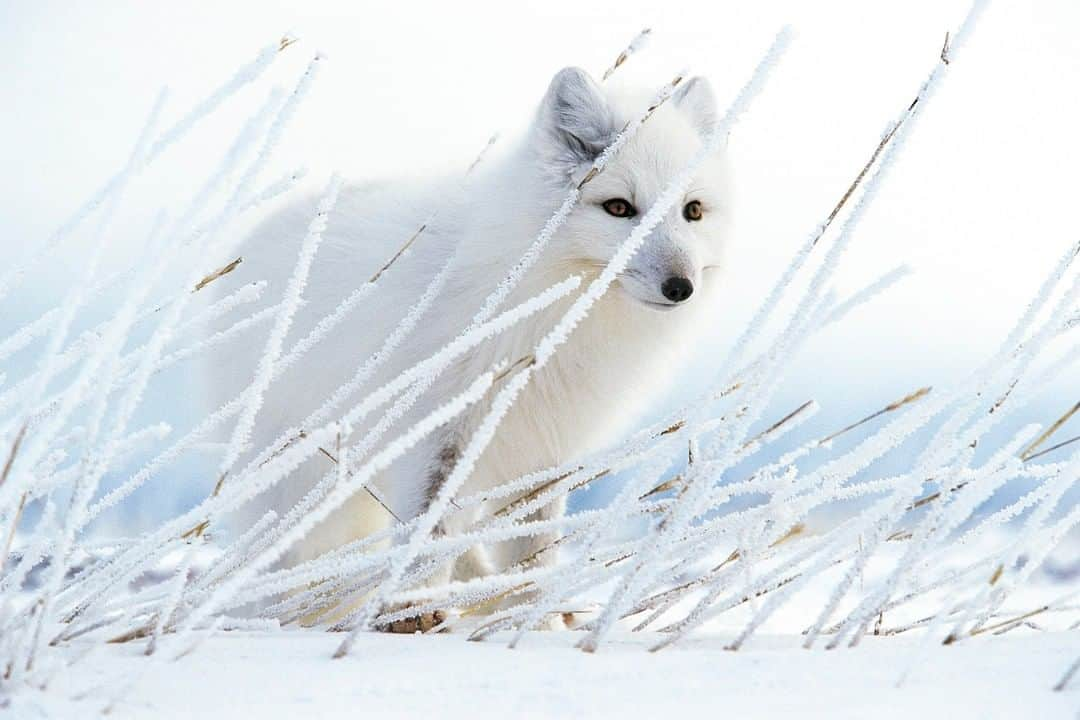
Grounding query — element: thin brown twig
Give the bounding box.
[315,442,404,524]
[493,354,536,384]
[639,475,682,501]
[367,224,428,285]
[713,382,743,401]
[0,424,29,574]
[180,520,210,541]
[457,583,532,619]
[193,257,242,292]
[747,400,815,447]
[952,604,1051,642]
[182,469,230,539]
[989,563,1004,585]
[905,488,941,512]
[988,378,1018,414]
[0,424,27,488]
[601,28,651,82]
[492,468,610,519]
[107,623,153,644]
[818,386,932,446]
[814,109,912,246]
[0,492,28,576]
[1019,400,1080,460]
[1024,433,1080,463]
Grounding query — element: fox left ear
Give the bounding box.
[673,76,717,138]
[536,67,616,172]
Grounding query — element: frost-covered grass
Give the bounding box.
[1,1,1078,715]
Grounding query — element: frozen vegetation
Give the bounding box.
[1,1,1077,716]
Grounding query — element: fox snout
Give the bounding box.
[619,228,702,309]
[619,257,700,310]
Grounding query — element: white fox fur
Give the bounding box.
[200,67,732,621]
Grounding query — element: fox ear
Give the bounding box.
[673,76,717,137]
[537,67,616,171]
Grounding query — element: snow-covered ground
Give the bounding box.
[14,630,1075,719]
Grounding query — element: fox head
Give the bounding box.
[531,67,732,311]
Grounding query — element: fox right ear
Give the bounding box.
[536,67,616,173]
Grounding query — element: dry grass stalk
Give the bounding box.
[747,399,815,447]
[492,354,536,384]
[0,424,28,573]
[367,223,428,285]
[818,386,932,446]
[1023,433,1079,462]
[954,604,1050,641]
[601,28,651,81]
[0,492,28,576]
[193,256,242,292]
[639,475,682,501]
[315,440,404,523]
[456,583,532,619]
[1019,400,1079,460]
[179,520,210,540]
[493,469,609,519]
[810,92,920,248]
[0,423,27,490]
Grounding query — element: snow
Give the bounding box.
[14,630,1075,719]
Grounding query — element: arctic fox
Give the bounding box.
[202,66,732,629]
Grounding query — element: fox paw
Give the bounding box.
[379,609,448,634]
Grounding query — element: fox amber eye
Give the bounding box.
[602,198,637,218]
[683,200,703,222]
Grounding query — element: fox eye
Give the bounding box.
[683,200,704,222]
[602,198,637,218]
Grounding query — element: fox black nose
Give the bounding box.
[661,276,694,303]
